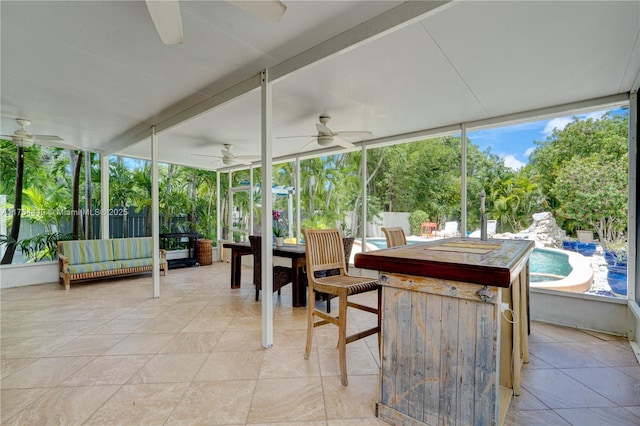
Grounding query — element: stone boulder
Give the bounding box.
[493,212,566,248]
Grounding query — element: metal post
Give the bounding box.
[261,69,274,348]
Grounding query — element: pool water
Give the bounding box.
[365,238,420,249]
[529,248,572,282]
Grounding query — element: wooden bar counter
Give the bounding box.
[354,237,534,426]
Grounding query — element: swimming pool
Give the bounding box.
[530,249,573,282]
[356,239,593,293]
[528,247,593,293]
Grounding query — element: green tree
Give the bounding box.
[552,154,627,249]
[528,112,628,212]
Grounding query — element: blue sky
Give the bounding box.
[468,107,624,170]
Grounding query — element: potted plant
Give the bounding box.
[272,210,287,246]
[561,237,578,252]
[605,241,628,295]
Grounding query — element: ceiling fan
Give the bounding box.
[192,143,260,166]
[145,0,287,45]
[281,115,373,151]
[1,118,71,149]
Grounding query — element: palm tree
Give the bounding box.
[1,145,25,264]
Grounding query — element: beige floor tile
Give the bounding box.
[328,419,388,425]
[103,333,175,355]
[1,356,94,389]
[522,368,615,409]
[84,382,189,425]
[570,341,640,367]
[323,375,379,420]
[562,367,640,406]
[61,354,152,386]
[509,388,549,411]
[160,332,223,353]
[89,317,150,334]
[181,315,234,332]
[247,377,325,423]
[128,352,209,384]
[0,388,50,422]
[3,385,119,426]
[195,351,264,381]
[317,346,380,377]
[529,342,606,368]
[166,380,255,425]
[132,315,192,333]
[0,335,76,359]
[214,330,266,351]
[554,407,640,425]
[504,408,571,425]
[259,347,320,379]
[48,334,126,356]
[0,358,37,380]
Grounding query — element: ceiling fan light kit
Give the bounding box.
[1,118,64,149]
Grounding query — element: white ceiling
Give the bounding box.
[2,1,639,171]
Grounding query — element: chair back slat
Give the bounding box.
[303,228,346,275]
[382,226,407,247]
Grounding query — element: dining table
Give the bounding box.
[222,241,307,307]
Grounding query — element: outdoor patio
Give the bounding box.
[1,263,640,425]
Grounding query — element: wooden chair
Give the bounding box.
[315,236,354,313]
[382,226,407,247]
[303,228,380,386]
[249,236,293,301]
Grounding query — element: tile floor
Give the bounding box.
[1,262,640,425]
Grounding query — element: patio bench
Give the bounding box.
[57,237,167,290]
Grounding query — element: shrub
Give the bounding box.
[408,210,430,235]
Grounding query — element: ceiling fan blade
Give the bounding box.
[227,0,287,22]
[316,123,332,135]
[333,136,356,149]
[33,135,63,142]
[299,138,317,152]
[145,0,184,45]
[276,134,315,139]
[334,131,373,140]
[190,153,223,159]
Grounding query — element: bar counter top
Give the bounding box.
[354,237,534,288]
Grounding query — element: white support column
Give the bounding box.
[216,171,221,261]
[295,155,301,244]
[151,128,160,298]
[227,171,232,240]
[261,69,274,348]
[361,146,367,251]
[461,123,468,235]
[250,166,254,235]
[628,91,637,305]
[100,153,110,239]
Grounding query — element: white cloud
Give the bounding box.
[502,154,525,171]
[543,117,572,136]
[524,147,535,157]
[542,109,608,137]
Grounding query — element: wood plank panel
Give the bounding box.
[457,299,477,425]
[438,296,459,425]
[423,291,442,425]
[475,296,499,425]
[408,290,426,421]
